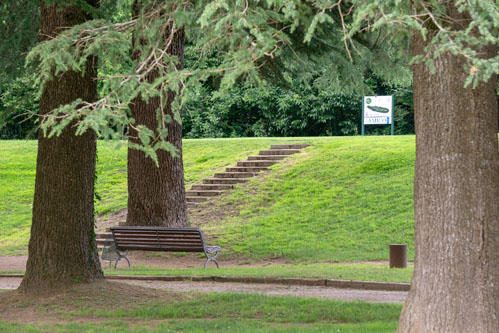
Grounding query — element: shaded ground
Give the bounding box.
[0,280,182,326]
[0,256,27,272]
[0,280,403,332]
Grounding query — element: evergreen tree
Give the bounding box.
[0,1,40,139]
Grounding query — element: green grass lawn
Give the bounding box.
[0,262,414,283]
[0,138,295,254]
[0,283,402,332]
[103,262,413,283]
[0,141,35,255]
[201,136,415,262]
[0,137,415,262]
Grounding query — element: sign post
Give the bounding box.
[361,95,394,135]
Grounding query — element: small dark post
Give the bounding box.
[389,244,407,268]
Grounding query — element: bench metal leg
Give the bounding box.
[204,251,220,268]
[114,250,131,269]
[122,255,131,268]
[204,257,219,268]
[114,256,131,269]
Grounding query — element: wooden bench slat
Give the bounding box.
[111,226,201,231]
[115,237,203,242]
[115,235,201,240]
[116,241,203,247]
[114,237,203,243]
[117,245,205,252]
[114,230,201,235]
[113,230,201,235]
[114,235,202,240]
[114,235,201,240]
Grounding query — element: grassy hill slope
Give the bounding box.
[0,137,415,260]
[196,136,415,262]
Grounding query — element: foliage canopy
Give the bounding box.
[24,0,410,159]
[8,0,497,157]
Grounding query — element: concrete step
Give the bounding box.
[270,144,311,149]
[191,184,234,191]
[213,172,256,178]
[259,149,301,156]
[247,155,288,161]
[237,160,277,167]
[185,190,223,197]
[96,238,107,245]
[226,166,269,173]
[96,232,110,238]
[186,196,210,203]
[203,178,248,184]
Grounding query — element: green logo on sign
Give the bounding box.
[366,98,372,104]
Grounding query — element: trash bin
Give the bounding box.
[389,244,407,268]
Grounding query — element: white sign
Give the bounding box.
[363,96,393,125]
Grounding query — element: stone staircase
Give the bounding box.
[96,143,310,249]
[185,144,310,209]
[96,231,110,250]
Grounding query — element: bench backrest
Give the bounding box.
[110,226,206,252]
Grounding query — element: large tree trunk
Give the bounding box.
[398,7,499,332]
[126,2,188,227]
[18,1,103,293]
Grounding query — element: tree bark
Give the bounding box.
[126,2,188,227]
[398,6,499,332]
[19,1,103,293]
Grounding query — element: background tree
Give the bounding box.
[0,75,39,139]
[182,74,414,138]
[126,1,188,227]
[19,0,103,293]
[0,0,39,139]
[0,0,39,79]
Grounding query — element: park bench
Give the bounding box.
[105,226,221,268]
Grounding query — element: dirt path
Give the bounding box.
[0,277,407,303]
[0,254,390,272]
[0,256,28,271]
[0,254,290,271]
